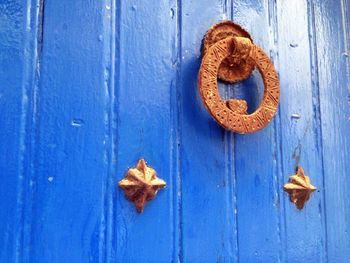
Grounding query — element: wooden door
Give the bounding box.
[1,0,349,262]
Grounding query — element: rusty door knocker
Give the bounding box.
[198,21,280,133]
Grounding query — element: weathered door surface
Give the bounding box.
[1,0,350,262]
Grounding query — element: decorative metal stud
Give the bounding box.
[284,166,316,209]
[118,159,166,213]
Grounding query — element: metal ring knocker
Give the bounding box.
[198,21,280,133]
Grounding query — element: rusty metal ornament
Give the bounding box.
[118,159,166,213]
[202,20,255,83]
[284,166,316,210]
[198,21,280,133]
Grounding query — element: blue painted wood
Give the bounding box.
[180,1,239,262]
[231,1,281,262]
[275,1,327,261]
[0,0,41,261]
[26,1,111,261]
[313,1,350,262]
[0,0,349,262]
[113,0,179,262]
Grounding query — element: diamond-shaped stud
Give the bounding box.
[118,159,166,213]
[284,166,316,209]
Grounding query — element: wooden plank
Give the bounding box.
[28,1,112,262]
[231,1,281,262]
[0,0,41,261]
[275,0,327,261]
[313,1,350,262]
[113,0,179,262]
[180,1,239,262]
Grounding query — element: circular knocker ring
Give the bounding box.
[198,22,280,134]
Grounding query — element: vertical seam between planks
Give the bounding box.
[173,0,183,261]
[223,1,235,262]
[99,0,116,262]
[341,0,350,141]
[230,126,239,263]
[306,1,328,262]
[15,0,43,261]
[230,131,239,263]
[340,0,350,91]
[268,1,285,263]
[110,0,120,261]
[340,0,350,258]
[99,0,118,261]
[341,0,350,61]
[115,0,126,258]
[19,0,45,262]
[223,0,228,18]
[99,0,108,260]
[226,0,239,263]
[112,0,122,261]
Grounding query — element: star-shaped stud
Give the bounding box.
[284,166,316,209]
[118,159,166,213]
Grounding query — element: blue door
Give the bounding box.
[1,0,349,262]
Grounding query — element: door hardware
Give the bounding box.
[198,21,280,133]
[284,166,316,209]
[119,159,166,213]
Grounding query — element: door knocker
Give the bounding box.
[198,21,280,133]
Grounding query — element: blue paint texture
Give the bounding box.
[0,0,349,262]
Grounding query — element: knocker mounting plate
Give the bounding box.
[202,21,255,83]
